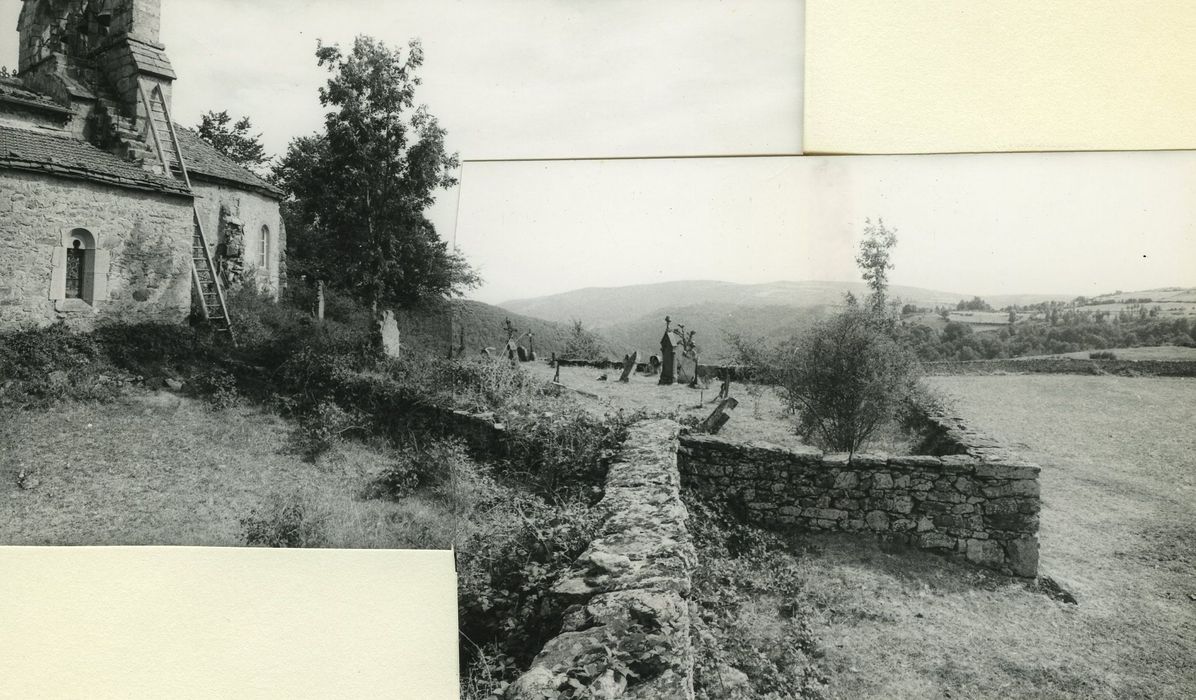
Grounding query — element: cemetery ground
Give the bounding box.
[525,362,913,453]
[776,374,1195,699]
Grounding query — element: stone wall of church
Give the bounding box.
[191,180,283,294]
[0,170,194,330]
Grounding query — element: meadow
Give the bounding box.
[0,393,467,549]
[780,374,1196,698]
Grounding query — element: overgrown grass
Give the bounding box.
[684,493,830,699]
[0,393,463,549]
[771,374,1196,699]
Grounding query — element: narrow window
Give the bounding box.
[260,225,270,269]
[65,239,85,299]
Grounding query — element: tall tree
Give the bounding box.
[856,218,898,317]
[273,36,477,311]
[196,110,270,173]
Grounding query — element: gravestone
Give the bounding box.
[618,351,639,383]
[698,397,738,434]
[647,355,661,376]
[716,369,731,400]
[677,349,698,385]
[506,339,519,362]
[658,318,675,386]
[380,310,402,357]
[517,345,529,362]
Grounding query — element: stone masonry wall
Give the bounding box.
[191,180,283,293]
[0,169,194,330]
[678,420,1041,578]
[924,357,1196,377]
[508,419,696,699]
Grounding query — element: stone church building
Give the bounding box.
[0,0,283,332]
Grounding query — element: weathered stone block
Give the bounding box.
[982,480,1040,498]
[966,538,1005,567]
[865,510,890,531]
[919,532,954,550]
[1005,537,1040,577]
[871,473,894,489]
[833,471,860,489]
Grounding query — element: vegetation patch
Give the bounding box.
[684,492,830,699]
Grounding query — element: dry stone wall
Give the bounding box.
[191,181,283,294]
[924,357,1196,377]
[508,419,696,700]
[678,409,1041,578]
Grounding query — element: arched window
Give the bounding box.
[51,228,108,305]
[65,239,86,299]
[260,225,270,269]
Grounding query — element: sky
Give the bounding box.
[2,1,1193,304]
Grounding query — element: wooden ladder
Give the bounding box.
[139,83,234,341]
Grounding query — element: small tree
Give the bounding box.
[736,217,921,453]
[774,309,919,453]
[564,319,603,361]
[856,218,898,318]
[196,110,270,173]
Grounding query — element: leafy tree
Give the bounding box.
[273,36,477,312]
[957,296,993,312]
[737,217,921,453]
[196,110,270,173]
[856,218,898,317]
[772,309,919,453]
[564,319,603,361]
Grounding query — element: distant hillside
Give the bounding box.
[393,300,617,358]
[597,303,835,362]
[499,280,1074,330]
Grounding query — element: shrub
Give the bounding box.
[502,405,633,496]
[241,489,330,548]
[457,492,601,685]
[771,310,920,453]
[366,437,493,515]
[1089,351,1118,360]
[685,493,829,699]
[290,400,366,462]
[190,367,240,410]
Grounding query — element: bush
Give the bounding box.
[503,405,634,497]
[457,492,601,687]
[241,489,330,548]
[366,436,493,514]
[768,310,920,453]
[1089,351,1118,360]
[290,400,366,461]
[190,367,240,410]
[685,493,829,699]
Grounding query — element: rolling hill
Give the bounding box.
[495,280,1078,362]
[499,280,1074,330]
[392,299,618,358]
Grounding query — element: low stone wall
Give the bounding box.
[924,357,1196,377]
[678,424,1041,578]
[508,419,695,699]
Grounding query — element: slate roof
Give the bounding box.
[0,125,192,196]
[0,76,73,115]
[173,125,283,199]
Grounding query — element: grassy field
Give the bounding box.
[1020,345,1196,361]
[784,375,1196,699]
[0,392,465,548]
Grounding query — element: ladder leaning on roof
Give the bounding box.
[138,82,234,343]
